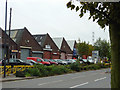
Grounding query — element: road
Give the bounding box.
[2,68,111,88]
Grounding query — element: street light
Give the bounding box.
[3,0,8,78]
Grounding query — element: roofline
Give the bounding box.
[33,34,47,36]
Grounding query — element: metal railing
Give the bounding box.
[0,65,11,76]
[0,65,33,75]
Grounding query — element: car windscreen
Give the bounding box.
[44,59,49,62]
[37,59,42,62]
[51,60,55,62]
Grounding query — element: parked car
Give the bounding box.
[54,59,67,65]
[44,59,52,65]
[87,58,94,64]
[27,57,50,66]
[79,59,84,64]
[82,59,88,64]
[27,60,42,65]
[48,59,58,65]
[1,59,32,67]
[65,59,76,64]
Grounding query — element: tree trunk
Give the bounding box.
[109,23,120,88]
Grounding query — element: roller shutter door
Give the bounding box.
[21,49,30,61]
[60,52,66,59]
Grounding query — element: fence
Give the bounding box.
[0,65,33,76]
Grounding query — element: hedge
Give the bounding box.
[15,62,110,77]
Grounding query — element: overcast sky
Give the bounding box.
[0,0,110,44]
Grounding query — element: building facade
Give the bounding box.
[53,37,73,59]
[33,33,60,59]
[0,28,18,60]
[67,40,78,59]
[7,27,43,61]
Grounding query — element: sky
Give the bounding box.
[0,0,110,44]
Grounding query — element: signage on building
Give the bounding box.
[73,48,77,56]
[92,51,99,58]
[11,50,18,53]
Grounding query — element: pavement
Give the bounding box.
[0,74,36,82]
[1,68,111,88]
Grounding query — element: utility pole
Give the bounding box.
[8,8,12,64]
[4,0,8,78]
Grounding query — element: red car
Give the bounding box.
[27,57,50,66]
[47,59,58,65]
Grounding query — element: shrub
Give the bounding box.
[87,65,93,70]
[91,64,101,70]
[69,63,81,72]
[49,65,70,75]
[25,72,31,77]
[27,68,40,76]
[16,71,25,77]
[83,66,89,70]
[15,62,109,77]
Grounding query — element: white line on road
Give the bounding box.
[38,80,63,86]
[70,82,89,88]
[94,77,107,82]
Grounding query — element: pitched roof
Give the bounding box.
[52,37,63,49]
[33,34,47,47]
[0,27,17,46]
[6,28,24,44]
[67,40,76,51]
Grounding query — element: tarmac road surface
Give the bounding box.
[2,68,111,88]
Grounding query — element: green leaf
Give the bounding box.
[76,6,79,12]
[79,13,83,18]
[66,1,71,8]
[71,4,75,10]
[88,16,92,20]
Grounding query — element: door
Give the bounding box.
[60,52,66,59]
[21,48,30,61]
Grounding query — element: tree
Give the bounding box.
[88,44,94,56]
[77,41,89,56]
[77,40,94,57]
[67,1,120,88]
[94,37,111,59]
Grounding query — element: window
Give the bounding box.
[40,37,42,40]
[39,42,41,45]
[35,37,37,40]
[37,59,41,62]
[45,45,51,49]
[16,60,20,63]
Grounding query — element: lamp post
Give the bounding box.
[8,8,12,64]
[4,0,8,78]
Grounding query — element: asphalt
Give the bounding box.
[1,68,111,88]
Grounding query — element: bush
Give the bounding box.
[83,66,89,70]
[15,62,109,77]
[25,72,31,77]
[69,63,81,72]
[27,68,40,76]
[16,71,25,77]
[49,65,71,75]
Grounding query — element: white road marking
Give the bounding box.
[94,77,107,82]
[38,80,63,86]
[70,82,89,88]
